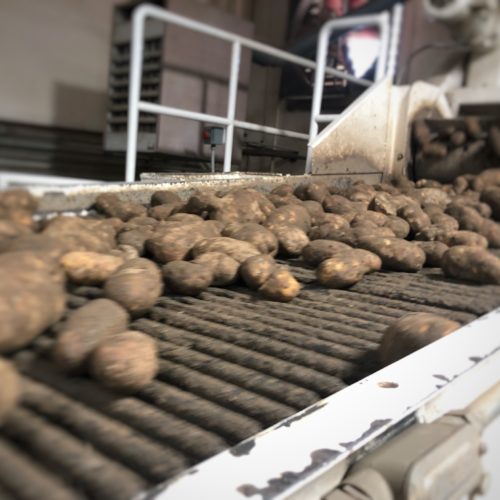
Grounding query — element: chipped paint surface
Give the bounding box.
[150,309,500,500]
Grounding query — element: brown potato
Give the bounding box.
[422,141,447,158]
[414,241,448,267]
[351,211,387,228]
[316,254,366,288]
[121,216,157,229]
[163,260,213,296]
[110,244,140,261]
[146,222,219,263]
[265,204,312,233]
[0,255,65,353]
[357,236,426,272]
[309,226,356,246]
[476,168,500,187]
[379,313,460,366]
[94,193,147,221]
[294,181,329,203]
[270,183,294,197]
[414,120,431,146]
[268,194,303,208]
[222,222,278,255]
[369,192,399,216]
[453,175,470,194]
[61,251,124,285]
[185,191,221,216]
[413,188,450,209]
[167,213,205,224]
[464,117,482,139]
[148,204,182,220]
[193,252,239,286]
[384,215,410,238]
[240,255,277,289]
[302,200,325,226]
[479,219,500,248]
[0,189,37,212]
[445,204,483,232]
[258,266,300,302]
[397,205,431,234]
[309,216,350,240]
[150,190,182,206]
[52,298,129,372]
[429,212,459,232]
[414,225,447,242]
[302,240,352,267]
[441,230,488,248]
[441,245,500,284]
[191,237,261,263]
[90,331,158,392]
[480,187,500,221]
[270,224,309,257]
[117,226,155,255]
[323,194,363,221]
[104,258,163,316]
[353,248,382,273]
[0,358,20,424]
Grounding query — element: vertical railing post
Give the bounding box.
[305,24,330,174]
[223,41,241,173]
[387,3,404,82]
[375,12,390,82]
[125,6,146,183]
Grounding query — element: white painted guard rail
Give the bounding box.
[126,3,391,182]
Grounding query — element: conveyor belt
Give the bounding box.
[2,264,499,499]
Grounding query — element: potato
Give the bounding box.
[167,213,205,224]
[90,331,158,392]
[95,193,147,221]
[185,191,221,216]
[258,266,300,302]
[270,183,294,197]
[480,187,500,220]
[441,230,488,248]
[0,256,65,353]
[422,141,447,158]
[104,258,163,316]
[294,181,329,203]
[441,245,500,284]
[369,192,399,216]
[353,248,382,273]
[148,204,182,220]
[150,190,182,206]
[162,260,213,296]
[222,222,278,255]
[445,204,483,232]
[453,175,469,194]
[0,358,20,424]
[429,212,459,232]
[414,241,448,267]
[414,225,446,242]
[346,183,376,204]
[146,222,218,263]
[61,251,124,285]
[52,298,129,372]
[193,252,239,286]
[270,224,309,257]
[464,116,482,139]
[302,200,325,225]
[117,226,155,255]
[0,189,37,212]
[323,194,363,221]
[191,236,261,263]
[379,313,460,366]
[351,211,387,228]
[121,216,157,229]
[240,255,277,289]
[351,225,395,241]
[265,204,312,233]
[384,215,410,238]
[110,244,140,261]
[357,236,426,272]
[302,240,352,267]
[479,219,500,248]
[0,219,32,251]
[413,188,450,208]
[309,226,356,246]
[414,120,431,146]
[397,205,431,234]
[309,216,350,240]
[316,254,366,288]
[268,194,303,208]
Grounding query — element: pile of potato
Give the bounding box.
[1,165,500,422]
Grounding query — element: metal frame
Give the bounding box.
[148,308,500,500]
[126,4,389,182]
[306,12,391,173]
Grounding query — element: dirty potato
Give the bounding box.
[414,241,448,267]
[0,358,20,424]
[240,254,277,289]
[441,230,488,248]
[316,254,366,288]
[397,205,431,234]
[302,240,352,267]
[150,190,182,207]
[193,252,239,286]
[302,200,326,226]
[323,194,363,222]
[379,313,460,366]
[90,331,158,392]
[357,236,426,272]
[258,266,300,302]
[222,222,278,255]
[117,226,155,255]
[52,298,129,372]
[104,258,163,316]
[384,215,410,238]
[60,251,124,285]
[191,237,261,263]
[480,187,500,221]
[270,224,309,257]
[441,246,500,284]
[265,204,312,233]
[95,193,147,221]
[479,219,500,248]
[162,260,213,295]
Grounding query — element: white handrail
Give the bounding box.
[125,3,376,182]
[305,12,391,173]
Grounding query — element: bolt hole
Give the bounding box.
[378,381,399,388]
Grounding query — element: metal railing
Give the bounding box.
[126,3,391,182]
[305,12,391,173]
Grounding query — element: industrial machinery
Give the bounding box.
[0,3,499,500]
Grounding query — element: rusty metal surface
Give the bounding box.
[1,262,499,499]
